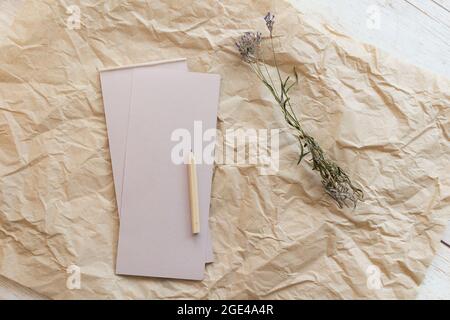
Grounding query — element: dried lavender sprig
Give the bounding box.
[235,31,262,63]
[264,12,275,35]
[235,12,364,208]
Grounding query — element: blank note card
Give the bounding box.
[115,69,220,280]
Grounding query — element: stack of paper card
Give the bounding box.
[99,59,220,280]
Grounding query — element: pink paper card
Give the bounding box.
[100,59,214,263]
[116,69,220,280]
[99,59,188,210]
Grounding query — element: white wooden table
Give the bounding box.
[0,0,449,299]
[289,0,450,78]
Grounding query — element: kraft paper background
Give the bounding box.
[0,0,449,299]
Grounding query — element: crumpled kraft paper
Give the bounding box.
[0,0,449,299]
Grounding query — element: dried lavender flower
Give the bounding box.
[235,31,262,63]
[235,13,364,209]
[264,12,275,34]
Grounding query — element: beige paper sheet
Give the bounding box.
[0,0,449,299]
